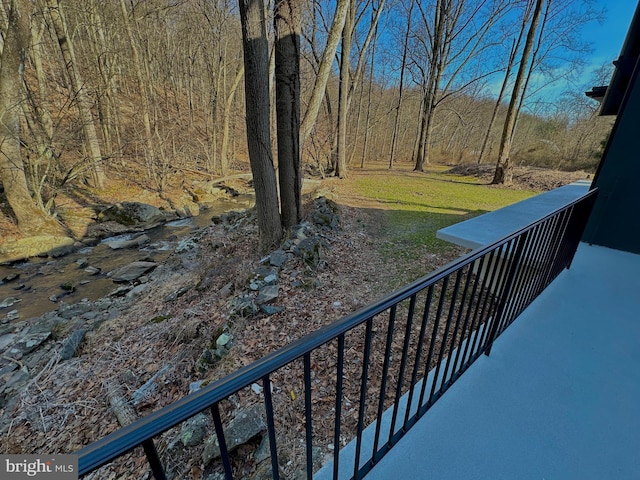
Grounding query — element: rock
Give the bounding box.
[4,310,19,322]
[259,305,284,316]
[181,413,209,447]
[12,331,51,356]
[76,257,89,268]
[110,261,158,282]
[202,405,267,465]
[84,266,101,275]
[98,202,167,227]
[247,267,278,291]
[105,234,150,250]
[60,281,75,292]
[269,250,290,267]
[0,369,29,408]
[59,329,86,360]
[165,286,191,302]
[215,333,231,348]
[228,295,259,317]
[58,300,94,319]
[1,273,19,284]
[126,284,148,300]
[294,237,322,269]
[0,297,22,309]
[0,333,17,351]
[176,237,198,253]
[255,285,279,305]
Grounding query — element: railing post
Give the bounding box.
[484,232,529,356]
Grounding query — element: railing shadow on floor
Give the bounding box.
[77,188,598,480]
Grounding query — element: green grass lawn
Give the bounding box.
[350,166,539,260]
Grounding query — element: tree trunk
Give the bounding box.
[221,65,244,175]
[45,0,105,189]
[335,0,354,179]
[274,0,302,228]
[239,0,282,249]
[300,0,350,147]
[493,0,545,185]
[389,0,413,169]
[0,0,65,236]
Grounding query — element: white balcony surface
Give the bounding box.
[361,243,640,480]
[436,181,591,249]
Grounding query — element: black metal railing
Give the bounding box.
[77,188,598,480]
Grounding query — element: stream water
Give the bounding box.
[0,195,254,322]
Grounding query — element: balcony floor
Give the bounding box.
[362,243,640,479]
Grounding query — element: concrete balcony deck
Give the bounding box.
[317,242,640,479]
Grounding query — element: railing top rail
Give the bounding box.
[77,187,598,475]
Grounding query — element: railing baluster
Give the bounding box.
[441,265,473,388]
[263,375,280,480]
[452,257,484,378]
[210,403,234,480]
[418,277,449,413]
[404,285,434,429]
[304,353,313,479]
[388,295,417,445]
[141,439,167,480]
[354,318,374,479]
[372,306,397,461]
[432,269,463,400]
[464,250,496,365]
[333,334,345,480]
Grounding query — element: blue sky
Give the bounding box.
[585,1,637,71]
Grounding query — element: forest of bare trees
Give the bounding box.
[0,0,613,239]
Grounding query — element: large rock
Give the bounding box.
[110,261,158,282]
[98,202,167,227]
[202,405,266,465]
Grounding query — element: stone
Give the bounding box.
[202,405,267,465]
[76,258,89,268]
[269,250,289,267]
[165,286,191,302]
[255,285,279,305]
[181,413,209,447]
[105,234,150,250]
[59,329,86,360]
[84,266,101,275]
[0,297,21,309]
[126,284,148,299]
[216,333,231,348]
[228,295,259,317]
[98,202,166,227]
[4,310,19,322]
[295,237,322,269]
[1,273,19,284]
[110,261,158,282]
[13,332,51,355]
[259,305,284,316]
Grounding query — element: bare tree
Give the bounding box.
[274,0,302,228]
[492,0,544,185]
[239,0,282,248]
[44,0,105,188]
[0,0,65,235]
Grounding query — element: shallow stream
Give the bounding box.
[0,196,253,322]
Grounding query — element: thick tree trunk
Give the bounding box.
[274,0,302,228]
[45,0,105,189]
[0,0,65,236]
[493,0,545,185]
[239,0,282,248]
